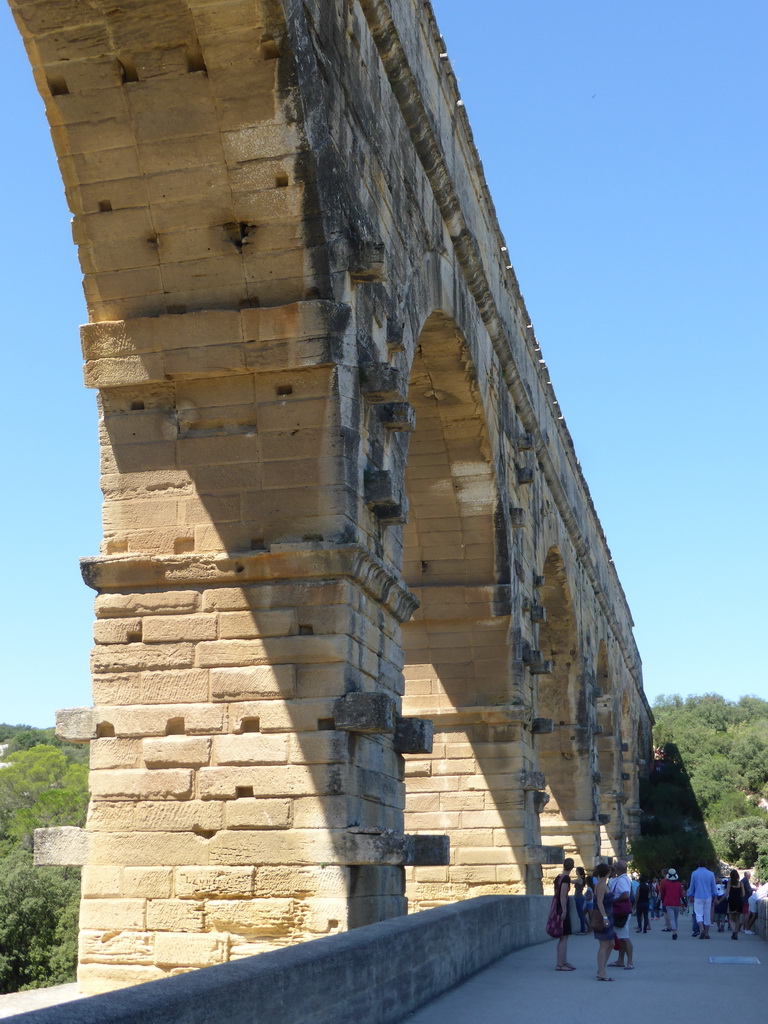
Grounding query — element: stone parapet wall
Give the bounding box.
[2,896,549,1024]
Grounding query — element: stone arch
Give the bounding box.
[535,547,595,866]
[398,310,522,906]
[594,639,622,857]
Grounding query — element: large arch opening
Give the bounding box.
[535,548,596,867]
[399,312,524,906]
[595,639,622,857]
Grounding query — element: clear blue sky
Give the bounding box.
[1,0,765,727]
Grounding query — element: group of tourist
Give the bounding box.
[549,858,767,980]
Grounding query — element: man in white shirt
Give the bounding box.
[608,860,635,969]
[687,859,718,939]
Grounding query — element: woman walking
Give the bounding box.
[553,857,575,970]
[726,868,744,940]
[593,864,615,981]
[574,867,588,934]
[635,875,651,933]
[659,868,683,939]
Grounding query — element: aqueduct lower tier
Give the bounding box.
[10,0,652,994]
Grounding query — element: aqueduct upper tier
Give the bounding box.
[9,0,652,993]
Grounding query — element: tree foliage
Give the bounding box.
[0,846,79,993]
[0,730,87,993]
[647,694,768,874]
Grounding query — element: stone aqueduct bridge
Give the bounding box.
[10,0,651,994]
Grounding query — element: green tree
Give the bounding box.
[0,746,88,847]
[711,817,768,868]
[0,846,79,993]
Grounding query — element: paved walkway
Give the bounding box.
[0,985,81,1020]
[403,921,766,1024]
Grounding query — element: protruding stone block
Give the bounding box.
[532,791,550,814]
[532,718,554,734]
[516,465,534,485]
[394,716,434,754]
[364,469,399,507]
[360,363,405,402]
[379,402,416,432]
[403,834,450,866]
[349,241,386,282]
[621,742,630,752]
[621,771,631,780]
[530,603,546,622]
[510,507,526,528]
[598,813,611,825]
[518,770,546,791]
[55,707,97,743]
[524,844,564,865]
[333,692,396,734]
[34,826,89,866]
[518,432,534,450]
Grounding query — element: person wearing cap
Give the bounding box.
[688,859,718,939]
[659,868,683,939]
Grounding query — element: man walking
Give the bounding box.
[688,859,718,939]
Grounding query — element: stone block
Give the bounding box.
[146,899,205,932]
[175,867,255,899]
[142,615,218,642]
[89,768,193,801]
[404,835,451,866]
[95,591,201,617]
[524,844,564,865]
[198,764,341,799]
[90,738,141,770]
[333,692,396,733]
[154,932,228,968]
[87,831,211,867]
[212,733,290,765]
[80,899,146,931]
[55,707,97,743]
[93,618,144,644]
[378,402,416,431]
[123,868,174,899]
[210,665,296,700]
[34,826,89,866]
[78,963,167,995]
[82,866,124,898]
[142,736,212,768]
[359,363,405,402]
[79,930,155,966]
[218,610,298,639]
[394,716,434,754]
[205,898,294,936]
[531,718,554,734]
[142,670,210,704]
[134,801,224,833]
[224,798,292,830]
[518,770,546,790]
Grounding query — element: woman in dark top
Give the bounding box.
[635,875,651,933]
[574,866,588,934]
[554,857,575,970]
[726,868,744,940]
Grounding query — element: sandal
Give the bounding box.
[555,965,575,971]
[596,976,614,982]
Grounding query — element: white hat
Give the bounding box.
[716,884,725,896]
[666,869,678,881]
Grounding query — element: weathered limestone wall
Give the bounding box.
[9,0,652,993]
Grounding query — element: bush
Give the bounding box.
[0,846,79,993]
